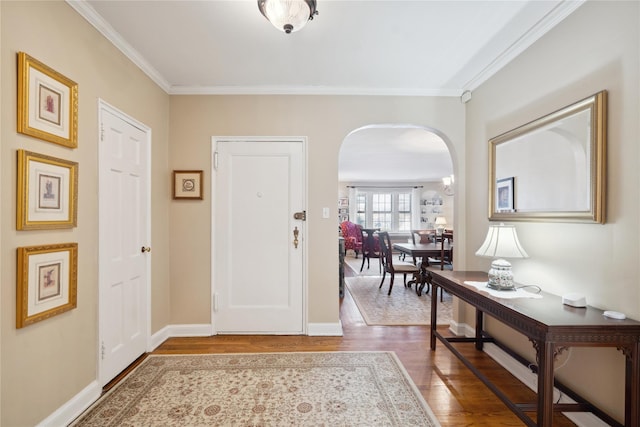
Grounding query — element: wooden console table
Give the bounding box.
[428,269,640,427]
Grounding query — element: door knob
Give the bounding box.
[141,246,151,253]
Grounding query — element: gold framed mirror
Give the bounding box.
[488,91,607,223]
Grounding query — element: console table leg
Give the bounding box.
[430,283,438,351]
[475,309,483,350]
[537,340,554,427]
[626,341,640,427]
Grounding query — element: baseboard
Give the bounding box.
[307,321,343,336]
[149,325,171,350]
[455,322,608,427]
[150,324,213,350]
[150,322,343,349]
[36,381,101,427]
[446,318,471,337]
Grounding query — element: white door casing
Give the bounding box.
[212,137,306,334]
[98,101,151,386]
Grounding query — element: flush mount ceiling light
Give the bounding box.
[258,0,318,34]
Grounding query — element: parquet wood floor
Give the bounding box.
[153,267,577,426]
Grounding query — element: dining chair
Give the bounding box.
[410,229,435,245]
[359,227,382,273]
[403,229,435,263]
[378,231,421,295]
[427,231,453,270]
[425,235,453,301]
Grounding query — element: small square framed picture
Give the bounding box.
[173,170,203,200]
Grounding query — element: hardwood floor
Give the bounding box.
[153,274,577,426]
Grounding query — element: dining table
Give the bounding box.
[392,241,453,296]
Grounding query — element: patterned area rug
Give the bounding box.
[71,352,440,426]
[344,256,453,326]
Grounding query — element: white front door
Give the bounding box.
[98,101,150,386]
[213,137,305,334]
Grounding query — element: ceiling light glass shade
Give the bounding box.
[476,223,528,291]
[258,0,318,34]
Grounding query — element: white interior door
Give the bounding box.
[213,137,305,334]
[98,101,150,385]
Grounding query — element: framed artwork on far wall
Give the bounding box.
[496,177,515,212]
[17,150,78,230]
[16,242,78,328]
[173,170,203,200]
[17,52,78,148]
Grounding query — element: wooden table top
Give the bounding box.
[428,269,640,329]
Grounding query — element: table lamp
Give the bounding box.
[475,223,528,291]
[435,217,447,236]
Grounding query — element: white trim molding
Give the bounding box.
[150,324,214,351]
[36,381,101,427]
[307,322,344,336]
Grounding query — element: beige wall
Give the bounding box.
[0,2,171,425]
[1,0,637,425]
[465,1,639,422]
[169,95,465,325]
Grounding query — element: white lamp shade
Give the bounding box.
[475,224,528,259]
[435,217,447,226]
[260,0,312,33]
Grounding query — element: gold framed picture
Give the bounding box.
[17,150,78,230]
[173,170,203,200]
[17,52,78,148]
[16,243,78,328]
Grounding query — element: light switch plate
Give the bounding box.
[322,207,330,218]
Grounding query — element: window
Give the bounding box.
[397,193,411,231]
[372,193,392,230]
[354,193,366,225]
[354,189,412,232]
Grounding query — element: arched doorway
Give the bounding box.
[338,124,455,236]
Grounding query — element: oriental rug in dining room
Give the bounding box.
[71,352,440,427]
[344,257,453,326]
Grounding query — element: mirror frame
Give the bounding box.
[488,91,607,223]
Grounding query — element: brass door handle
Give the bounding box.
[293,227,299,249]
[141,246,151,253]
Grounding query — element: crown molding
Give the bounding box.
[463,0,586,92]
[68,0,583,97]
[66,0,171,93]
[168,85,462,97]
[65,0,461,97]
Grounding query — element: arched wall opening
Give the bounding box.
[337,124,457,247]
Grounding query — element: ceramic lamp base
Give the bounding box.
[487,258,516,291]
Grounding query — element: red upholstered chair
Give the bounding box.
[340,221,362,257]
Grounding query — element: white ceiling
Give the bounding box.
[339,125,452,183]
[69,0,583,182]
